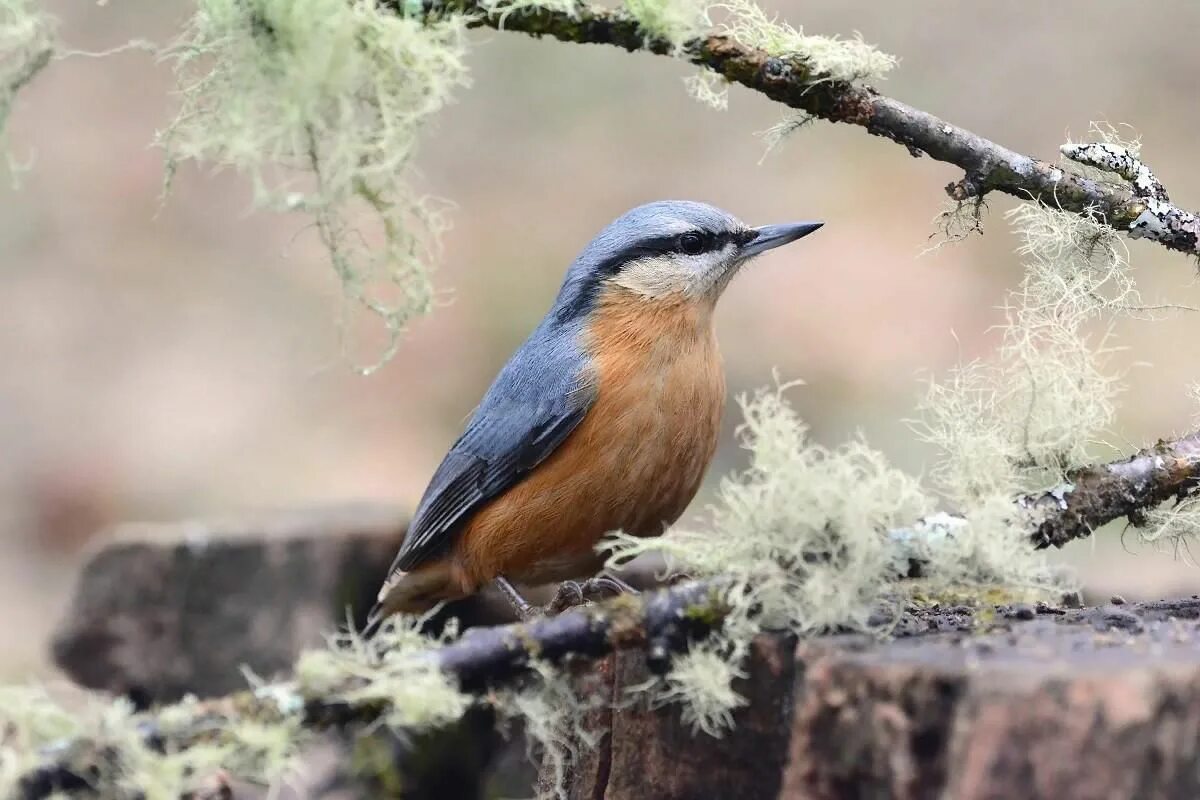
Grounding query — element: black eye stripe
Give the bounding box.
[592,230,744,276]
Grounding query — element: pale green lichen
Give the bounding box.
[1141,495,1200,564]
[480,0,580,27]
[158,0,470,372]
[683,68,729,110]
[0,686,80,798]
[756,111,813,161]
[711,0,896,82]
[1139,384,1200,559]
[644,648,747,737]
[615,381,929,635]
[915,204,1130,505]
[923,198,985,253]
[624,0,708,51]
[0,612,475,796]
[0,686,300,800]
[914,496,1064,596]
[494,661,603,800]
[0,0,54,179]
[297,612,470,732]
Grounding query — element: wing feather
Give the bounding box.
[385,375,594,577]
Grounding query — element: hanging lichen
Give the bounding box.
[158,0,470,372]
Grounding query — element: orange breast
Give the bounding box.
[450,284,726,591]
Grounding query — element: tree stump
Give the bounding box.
[542,599,1200,800]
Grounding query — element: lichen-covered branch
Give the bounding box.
[386,0,1200,257]
[1021,431,1200,548]
[895,431,1200,557]
[14,580,731,799]
[435,578,729,689]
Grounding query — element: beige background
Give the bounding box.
[3,1,1200,679]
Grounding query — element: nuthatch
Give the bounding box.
[367,200,821,628]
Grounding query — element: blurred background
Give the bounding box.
[3,0,1200,681]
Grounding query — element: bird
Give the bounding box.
[366,200,821,633]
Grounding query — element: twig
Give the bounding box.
[892,431,1200,557]
[1021,431,1200,548]
[386,0,1200,257]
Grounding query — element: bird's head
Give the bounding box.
[557,200,821,319]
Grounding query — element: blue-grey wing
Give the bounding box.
[386,342,595,575]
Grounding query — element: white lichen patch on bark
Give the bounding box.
[1060,122,1200,254]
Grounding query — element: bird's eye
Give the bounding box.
[678,232,705,255]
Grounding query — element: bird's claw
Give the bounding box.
[542,575,639,615]
[545,580,586,615]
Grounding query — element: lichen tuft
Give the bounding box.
[0,0,55,179]
[711,0,896,82]
[683,68,729,110]
[297,611,470,732]
[608,379,932,733]
[494,662,603,800]
[624,0,708,51]
[158,0,470,372]
[914,204,1134,506]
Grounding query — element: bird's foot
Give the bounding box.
[497,574,642,620]
[544,580,586,615]
[544,574,640,615]
[580,574,640,599]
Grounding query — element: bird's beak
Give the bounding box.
[739,221,823,259]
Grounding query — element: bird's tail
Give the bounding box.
[361,562,457,640]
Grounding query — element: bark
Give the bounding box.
[784,598,1200,799]
[546,599,1200,800]
[539,636,798,800]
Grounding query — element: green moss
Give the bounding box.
[681,591,728,627]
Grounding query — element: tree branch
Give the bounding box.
[1022,431,1200,548]
[392,0,1200,257]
